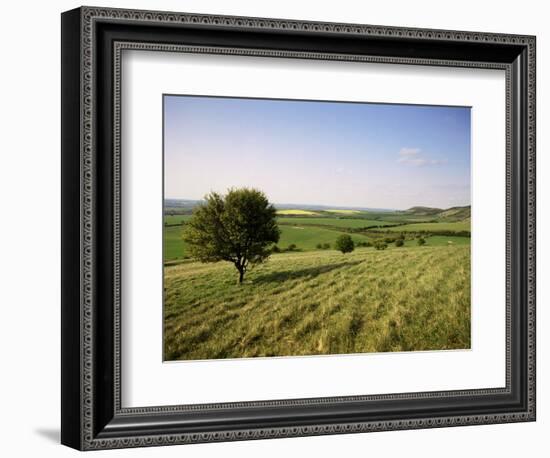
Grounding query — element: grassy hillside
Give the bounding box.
[436,206,471,221]
[164,245,471,360]
[404,206,443,216]
[387,205,471,222]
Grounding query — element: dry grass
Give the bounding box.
[164,245,470,360]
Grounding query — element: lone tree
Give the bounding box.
[335,234,355,254]
[182,188,280,284]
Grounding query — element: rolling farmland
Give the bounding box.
[164,205,470,262]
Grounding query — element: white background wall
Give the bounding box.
[0,0,546,456]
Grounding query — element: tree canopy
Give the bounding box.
[182,188,280,283]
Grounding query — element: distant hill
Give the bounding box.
[404,206,443,216]
[436,206,471,222]
[404,205,470,222]
[165,198,203,208]
[165,199,470,222]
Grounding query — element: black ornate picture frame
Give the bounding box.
[61,6,536,450]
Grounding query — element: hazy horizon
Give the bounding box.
[164,196,470,212]
[164,95,471,210]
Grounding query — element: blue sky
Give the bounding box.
[164,95,470,210]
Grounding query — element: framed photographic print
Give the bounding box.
[61,6,536,450]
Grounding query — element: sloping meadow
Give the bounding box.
[164,245,470,360]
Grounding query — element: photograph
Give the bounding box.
[163,95,472,361]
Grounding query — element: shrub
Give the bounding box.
[395,239,404,247]
[322,243,331,250]
[271,245,281,253]
[356,240,373,247]
[374,241,388,250]
[316,243,323,249]
[334,234,355,254]
[287,243,297,251]
[417,237,426,246]
[384,237,396,243]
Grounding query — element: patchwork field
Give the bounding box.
[163,206,471,262]
[164,245,471,360]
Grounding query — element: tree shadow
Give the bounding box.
[253,260,362,284]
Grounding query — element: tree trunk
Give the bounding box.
[237,267,244,284]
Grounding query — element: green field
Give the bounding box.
[277,225,372,250]
[277,217,397,228]
[164,245,471,360]
[382,221,471,232]
[363,214,434,223]
[165,227,468,262]
[164,212,470,262]
[415,235,470,246]
[164,214,192,225]
[164,225,190,261]
[166,224,374,261]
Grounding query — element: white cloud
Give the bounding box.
[397,147,447,167]
[398,147,421,157]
